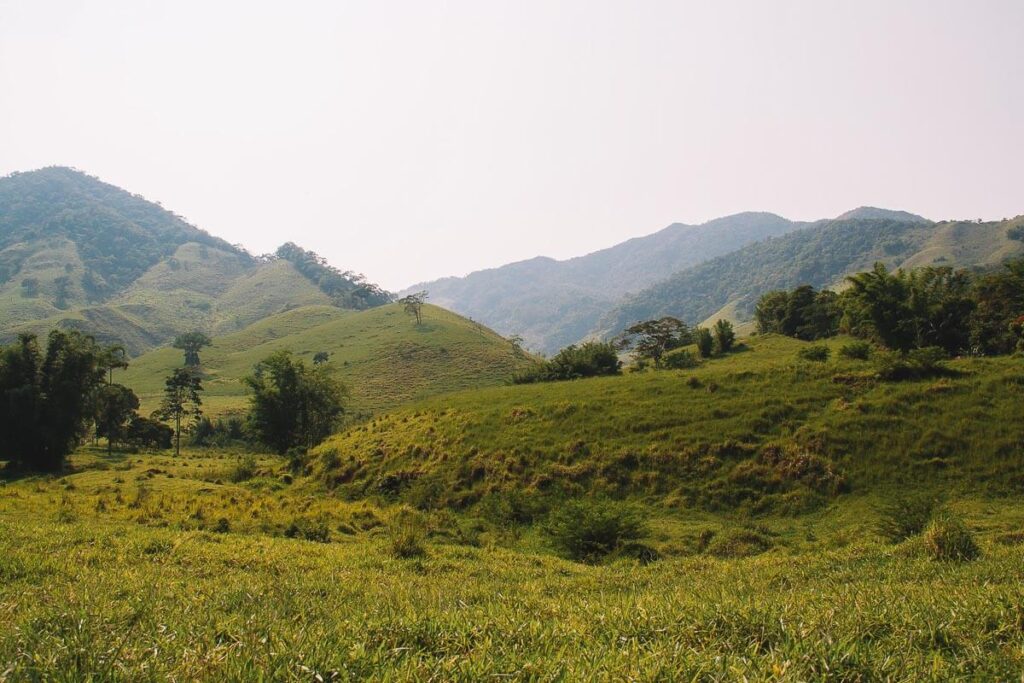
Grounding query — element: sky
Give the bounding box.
[1,1,1022,291]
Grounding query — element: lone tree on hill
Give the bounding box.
[618,317,690,366]
[173,331,212,367]
[399,291,428,326]
[157,367,204,456]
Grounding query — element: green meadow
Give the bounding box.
[3,333,1024,680]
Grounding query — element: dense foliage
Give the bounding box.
[275,242,391,310]
[0,167,243,296]
[758,259,1024,356]
[513,341,621,383]
[0,330,107,471]
[245,350,347,454]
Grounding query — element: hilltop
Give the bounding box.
[0,167,388,354]
[120,302,535,419]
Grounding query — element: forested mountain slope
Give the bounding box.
[597,215,1024,336]
[0,167,389,354]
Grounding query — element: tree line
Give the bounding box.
[755,259,1024,355]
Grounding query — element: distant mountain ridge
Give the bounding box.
[0,167,389,354]
[404,212,805,353]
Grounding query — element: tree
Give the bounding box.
[245,351,346,454]
[173,331,212,367]
[969,259,1024,354]
[618,317,690,366]
[754,290,790,334]
[399,291,428,326]
[313,351,330,366]
[95,384,140,455]
[99,344,128,385]
[712,319,736,354]
[157,368,204,456]
[508,335,525,356]
[694,327,714,358]
[0,330,106,471]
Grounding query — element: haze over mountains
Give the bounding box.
[408,207,1024,353]
[3,166,1023,361]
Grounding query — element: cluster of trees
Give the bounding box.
[617,316,736,367]
[756,260,1024,355]
[275,242,391,310]
[0,331,171,472]
[513,342,621,383]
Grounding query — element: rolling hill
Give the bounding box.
[0,167,387,354]
[120,303,535,419]
[402,212,804,353]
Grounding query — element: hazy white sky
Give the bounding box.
[1,1,1022,290]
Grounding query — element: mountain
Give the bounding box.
[120,303,534,419]
[835,206,929,223]
[597,215,1024,336]
[0,167,388,354]
[402,212,803,353]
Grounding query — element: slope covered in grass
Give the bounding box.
[121,303,534,418]
[312,334,1024,513]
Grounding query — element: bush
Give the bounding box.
[228,455,258,483]
[875,347,948,380]
[284,517,331,543]
[713,319,736,354]
[663,348,699,369]
[839,341,873,360]
[388,506,428,558]
[876,494,936,543]
[922,513,980,561]
[544,499,646,563]
[126,416,173,450]
[514,342,621,383]
[797,345,830,362]
[706,528,773,558]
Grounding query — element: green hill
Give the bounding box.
[310,333,1024,513]
[597,216,1024,335]
[0,168,390,354]
[121,303,535,419]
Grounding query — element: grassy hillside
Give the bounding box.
[121,303,535,419]
[405,212,803,353]
[0,167,392,355]
[597,216,1024,337]
[311,333,1024,513]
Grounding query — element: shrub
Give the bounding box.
[922,513,980,561]
[388,506,428,558]
[876,494,936,543]
[797,345,830,362]
[513,342,621,383]
[127,416,173,450]
[706,528,773,558]
[875,347,948,380]
[284,517,331,543]
[544,499,646,563]
[839,341,873,360]
[663,348,699,369]
[228,455,258,483]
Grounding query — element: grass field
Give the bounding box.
[120,303,535,419]
[3,333,1024,680]
[3,446,1024,680]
